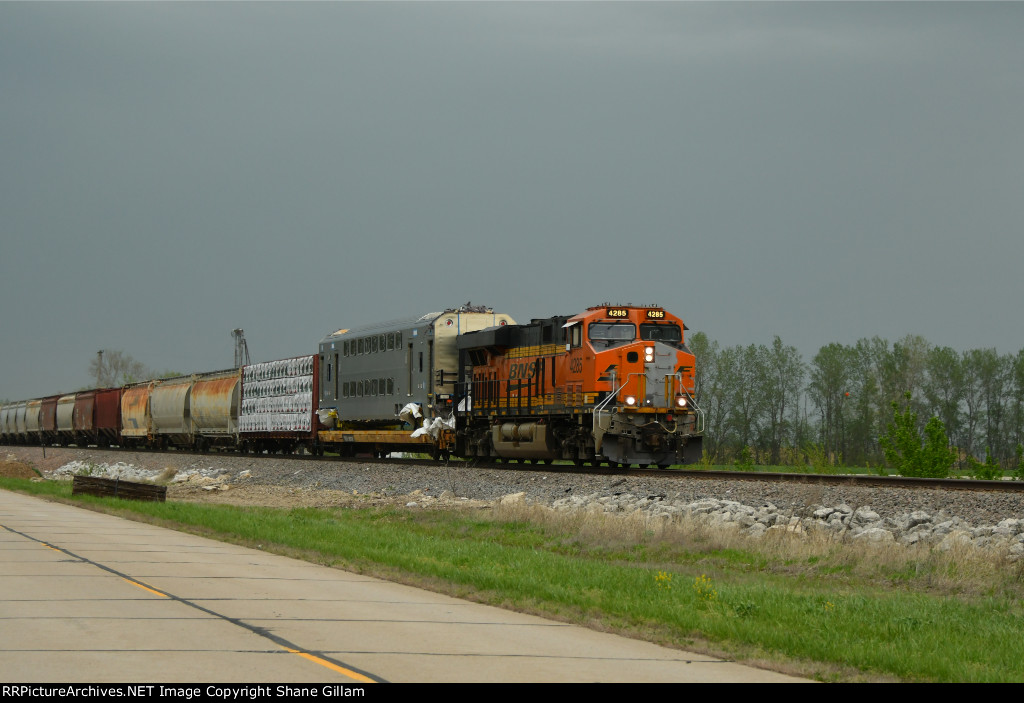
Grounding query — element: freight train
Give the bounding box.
[0,303,704,467]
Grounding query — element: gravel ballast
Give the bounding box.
[6,446,1024,550]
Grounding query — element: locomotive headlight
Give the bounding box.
[625,396,637,406]
[677,397,688,408]
[644,346,655,363]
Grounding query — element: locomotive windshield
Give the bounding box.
[640,323,682,343]
[589,322,636,348]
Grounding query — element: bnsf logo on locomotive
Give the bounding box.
[507,361,539,380]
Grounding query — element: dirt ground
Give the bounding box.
[0,460,40,480]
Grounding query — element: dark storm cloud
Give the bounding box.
[1,2,1022,400]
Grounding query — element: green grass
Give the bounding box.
[3,476,1024,682]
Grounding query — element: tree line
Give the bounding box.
[86,350,181,390]
[690,332,1024,470]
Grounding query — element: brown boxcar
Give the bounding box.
[93,388,122,446]
[73,391,96,445]
[39,396,59,443]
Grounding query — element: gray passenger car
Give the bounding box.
[319,305,516,427]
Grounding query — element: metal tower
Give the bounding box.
[232,329,251,368]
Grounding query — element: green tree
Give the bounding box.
[88,350,152,387]
[727,344,765,461]
[808,343,853,464]
[879,393,955,478]
[688,332,725,461]
[923,345,964,457]
[757,336,805,466]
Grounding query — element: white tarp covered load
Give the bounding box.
[410,415,454,439]
[240,355,315,433]
[399,402,423,427]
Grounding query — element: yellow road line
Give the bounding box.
[121,578,170,598]
[283,647,377,683]
[31,535,169,599]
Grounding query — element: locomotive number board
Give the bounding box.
[606,308,666,319]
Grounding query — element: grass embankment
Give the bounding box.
[3,477,1024,682]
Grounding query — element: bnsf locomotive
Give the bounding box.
[0,303,703,467]
[456,305,703,467]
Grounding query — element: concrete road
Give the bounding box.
[0,490,806,683]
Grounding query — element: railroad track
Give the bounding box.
[18,443,1024,494]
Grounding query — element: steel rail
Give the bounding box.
[11,442,1024,493]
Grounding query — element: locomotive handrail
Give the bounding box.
[594,372,704,433]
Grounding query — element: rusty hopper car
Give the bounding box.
[191,369,242,450]
[121,381,155,447]
[455,304,703,467]
[150,376,193,448]
[123,370,241,450]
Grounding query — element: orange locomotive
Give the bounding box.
[455,304,703,467]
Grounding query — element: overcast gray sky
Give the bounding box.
[2,2,1022,400]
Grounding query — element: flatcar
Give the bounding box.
[316,304,517,458]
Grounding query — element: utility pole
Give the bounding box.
[96,350,104,387]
